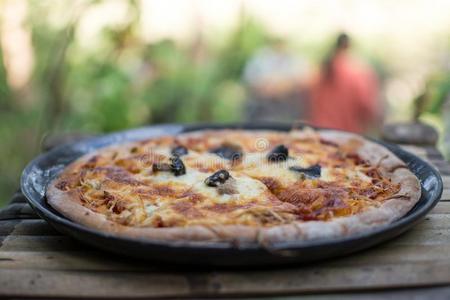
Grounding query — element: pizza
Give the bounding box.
[47,128,421,244]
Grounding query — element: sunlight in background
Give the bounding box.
[4,0,450,121]
[1,0,450,204]
[0,0,450,206]
[0,0,33,92]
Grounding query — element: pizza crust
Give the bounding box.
[46,129,421,245]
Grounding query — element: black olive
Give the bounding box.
[267,144,289,162]
[289,164,321,178]
[205,170,231,187]
[171,145,188,157]
[170,156,186,176]
[210,144,243,161]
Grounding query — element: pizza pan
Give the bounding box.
[21,123,443,266]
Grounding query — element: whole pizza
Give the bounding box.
[47,128,421,244]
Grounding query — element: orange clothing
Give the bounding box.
[309,52,379,133]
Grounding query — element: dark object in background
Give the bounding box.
[21,123,442,266]
[242,39,309,123]
[309,32,380,133]
[382,122,438,146]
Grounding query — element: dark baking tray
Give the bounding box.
[21,123,443,266]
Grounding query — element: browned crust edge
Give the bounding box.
[46,129,421,245]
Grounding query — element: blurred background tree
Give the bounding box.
[0,0,449,205]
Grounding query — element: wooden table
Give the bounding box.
[1,143,450,299]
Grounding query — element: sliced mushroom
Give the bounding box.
[152,156,186,176]
[210,143,243,161]
[217,178,238,195]
[204,170,231,187]
[205,170,238,195]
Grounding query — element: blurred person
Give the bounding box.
[309,33,380,133]
[243,38,309,123]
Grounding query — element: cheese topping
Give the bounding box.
[54,129,400,227]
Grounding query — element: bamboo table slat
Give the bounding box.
[1,144,450,299]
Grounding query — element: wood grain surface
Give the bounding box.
[1,144,449,299]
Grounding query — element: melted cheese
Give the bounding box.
[56,128,401,227]
[147,168,204,186]
[321,167,372,184]
[192,172,268,204]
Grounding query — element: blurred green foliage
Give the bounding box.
[417,69,450,158]
[427,75,450,116]
[0,1,270,205]
[1,0,449,206]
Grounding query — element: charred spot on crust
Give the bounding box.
[171,145,188,157]
[210,143,243,161]
[267,144,289,162]
[205,170,231,187]
[289,164,321,179]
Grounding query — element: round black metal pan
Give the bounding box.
[21,123,443,266]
